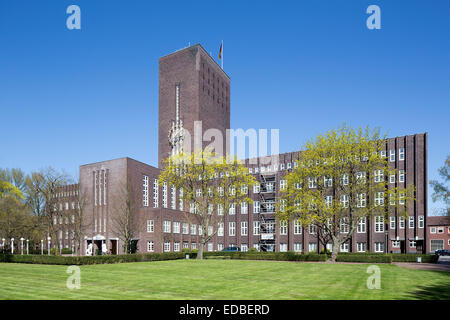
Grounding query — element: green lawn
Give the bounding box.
[0,260,449,300]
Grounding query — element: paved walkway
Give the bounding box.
[394,262,450,272]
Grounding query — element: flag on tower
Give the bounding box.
[219,42,223,60]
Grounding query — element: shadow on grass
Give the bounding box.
[404,281,450,300]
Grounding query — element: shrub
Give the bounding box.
[336,254,392,263]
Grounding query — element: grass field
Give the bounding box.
[0,260,449,300]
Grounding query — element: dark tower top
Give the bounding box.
[158,44,230,168]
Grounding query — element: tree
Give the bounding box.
[430,156,450,216]
[110,182,139,254]
[38,168,72,255]
[71,187,90,255]
[159,148,257,259]
[277,125,415,262]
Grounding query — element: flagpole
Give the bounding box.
[221,40,223,69]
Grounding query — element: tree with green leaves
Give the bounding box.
[430,155,450,216]
[277,125,415,262]
[159,148,257,259]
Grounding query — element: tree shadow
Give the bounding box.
[404,279,450,300]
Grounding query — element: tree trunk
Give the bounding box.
[330,240,340,263]
[197,242,204,260]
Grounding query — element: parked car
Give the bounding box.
[435,249,450,256]
[221,246,240,252]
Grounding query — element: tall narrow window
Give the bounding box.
[153,179,159,208]
[171,185,176,210]
[399,148,405,161]
[162,182,168,208]
[142,175,149,207]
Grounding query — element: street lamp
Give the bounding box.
[11,238,14,254]
[41,240,44,255]
[47,237,51,256]
[26,239,29,255]
[20,238,24,255]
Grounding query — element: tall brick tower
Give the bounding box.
[158,44,230,168]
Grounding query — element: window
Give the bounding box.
[253,184,260,193]
[142,175,149,207]
[294,243,302,252]
[163,182,167,208]
[326,195,333,208]
[229,222,236,236]
[171,185,176,210]
[241,221,248,236]
[280,180,287,190]
[308,177,317,189]
[374,170,384,183]
[389,174,395,184]
[399,148,405,161]
[294,221,302,234]
[340,242,349,252]
[207,203,213,214]
[279,220,287,235]
[341,174,349,186]
[182,223,189,234]
[253,244,260,251]
[217,243,224,251]
[308,243,317,252]
[174,241,180,252]
[375,216,384,233]
[147,241,154,252]
[430,227,436,233]
[324,177,333,187]
[172,222,180,234]
[163,241,171,252]
[389,149,395,162]
[375,192,384,206]
[418,216,424,228]
[430,239,444,252]
[340,217,349,233]
[147,220,154,233]
[218,204,224,215]
[229,203,236,215]
[153,179,159,208]
[179,188,183,210]
[399,170,405,183]
[399,192,405,205]
[287,162,292,169]
[238,244,247,252]
[217,223,224,236]
[340,195,349,208]
[392,240,400,248]
[357,193,366,208]
[241,202,248,214]
[438,227,444,234]
[309,225,316,235]
[409,216,415,229]
[380,150,387,158]
[280,243,288,252]
[357,242,366,252]
[191,243,197,250]
[356,172,366,184]
[399,216,405,229]
[253,201,260,213]
[253,221,260,235]
[375,242,384,253]
[409,241,416,248]
[208,243,213,252]
[191,224,197,235]
[163,220,171,233]
[390,216,395,229]
[198,225,202,235]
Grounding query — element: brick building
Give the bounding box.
[426,216,450,253]
[54,44,430,255]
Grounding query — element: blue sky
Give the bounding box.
[0,1,449,214]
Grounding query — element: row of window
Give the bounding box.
[247,148,406,175]
[430,226,450,234]
[152,216,424,238]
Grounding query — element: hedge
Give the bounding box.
[0,252,187,265]
[336,254,392,263]
[0,251,438,265]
